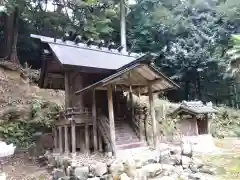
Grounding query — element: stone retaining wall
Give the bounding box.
[46,142,218,180]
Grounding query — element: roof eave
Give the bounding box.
[149,64,180,90]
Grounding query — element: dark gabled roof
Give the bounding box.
[31,34,143,70]
[75,57,180,95]
[169,101,217,116]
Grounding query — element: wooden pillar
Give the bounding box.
[138,93,144,142]
[65,72,70,108]
[148,83,157,149]
[129,86,134,122]
[71,121,76,154]
[64,125,69,153]
[206,115,211,134]
[58,126,63,153]
[139,118,144,141]
[85,114,90,153]
[193,115,199,135]
[53,127,58,150]
[107,85,116,156]
[98,134,103,152]
[92,90,98,151]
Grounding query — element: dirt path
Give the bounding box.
[3,153,51,180]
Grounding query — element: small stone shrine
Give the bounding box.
[169,101,217,136]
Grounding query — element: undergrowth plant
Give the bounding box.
[0,99,62,148]
[212,105,240,138]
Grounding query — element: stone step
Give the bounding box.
[116,131,135,135]
[116,141,145,150]
[114,119,146,150]
[116,135,139,142]
[116,139,140,145]
[115,128,135,133]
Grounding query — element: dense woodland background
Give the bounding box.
[0,0,240,105]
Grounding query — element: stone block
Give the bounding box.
[92,162,108,177]
[74,166,89,180]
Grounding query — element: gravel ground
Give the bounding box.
[3,152,51,180]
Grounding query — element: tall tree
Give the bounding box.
[0,0,27,65]
[227,34,240,76]
[127,0,239,102]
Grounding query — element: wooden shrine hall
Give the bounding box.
[31,34,179,156]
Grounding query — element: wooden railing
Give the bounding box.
[97,115,111,148]
[64,107,93,124]
[128,107,147,141]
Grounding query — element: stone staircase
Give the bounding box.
[115,118,145,151]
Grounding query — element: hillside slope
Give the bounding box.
[0,63,64,147]
[0,65,64,109]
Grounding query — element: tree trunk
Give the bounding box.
[9,8,20,65]
[185,78,190,101]
[196,70,202,100]
[0,8,20,65]
[0,13,14,58]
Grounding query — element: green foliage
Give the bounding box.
[211,105,240,137]
[0,120,34,147]
[227,34,240,76]
[0,99,62,148]
[30,99,62,128]
[128,0,239,102]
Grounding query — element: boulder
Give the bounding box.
[199,165,217,175]
[181,141,193,157]
[93,162,108,177]
[173,166,184,175]
[135,169,147,180]
[134,159,143,169]
[52,168,65,179]
[74,166,89,180]
[170,155,181,165]
[123,160,137,178]
[140,163,163,178]
[179,172,189,180]
[109,161,124,176]
[181,155,192,169]
[189,164,199,173]
[170,146,181,155]
[192,158,204,168]
[60,177,71,180]
[188,172,206,180]
[159,151,172,164]
[140,152,158,166]
[161,164,174,174]
[102,174,114,180]
[46,154,56,167]
[152,176,175,180]
[87,178,100,180]
[119,173,131,180]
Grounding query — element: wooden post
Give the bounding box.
[71,121,76,154]
[65,72,70,108]
[193,115,199,135]
[107,85,116,156]
[206,115,211,135]
[64,125,69,153]
[148,83,157,149]
[138,93,144,142]
[85,111,90,153]
[58,126,63,153]
[129,86,134,123]
[98,134,103,152]
[92,90,98,151]
[53,127,58,150]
